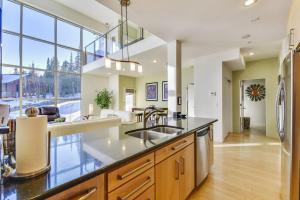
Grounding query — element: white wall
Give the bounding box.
[81,74,109,116]
[194,49,241,143]
[222,65,233,139]
[19,0,107,33]
[194,57,223,142]
[243,79,266,129]
[108,75,119,110]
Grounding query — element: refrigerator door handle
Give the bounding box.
[275,79,286,142]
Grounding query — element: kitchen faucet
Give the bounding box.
[143,107,163,128]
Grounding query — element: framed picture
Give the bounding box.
[146,82,158,101]
[162,81,168,101]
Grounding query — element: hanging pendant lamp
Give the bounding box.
[105,0,143,73]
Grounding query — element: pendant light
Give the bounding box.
[105,0,143,73]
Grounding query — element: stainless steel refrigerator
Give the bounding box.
[276,49,300,200]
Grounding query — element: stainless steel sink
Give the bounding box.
[150,126,183,134]
[127,130,166,140]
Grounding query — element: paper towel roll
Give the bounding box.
[16,116,48,174]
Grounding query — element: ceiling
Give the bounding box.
[52,0,119,28]
[94,0,291,62]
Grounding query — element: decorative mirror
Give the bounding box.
[246,84,266,101]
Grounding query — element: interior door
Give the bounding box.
[187,84,195,117]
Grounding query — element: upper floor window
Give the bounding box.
[23,6,55,42]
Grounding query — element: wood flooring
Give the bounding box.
[189,130,281,200]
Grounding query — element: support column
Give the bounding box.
[167,40,182,117]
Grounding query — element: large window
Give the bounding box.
[1,0,101,120]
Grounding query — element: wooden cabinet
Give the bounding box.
[155,142,195,200]
[108,168,154,200]
[108,153,154,192]
[135,185,155,200]
[179,144,195,200]
[47,174,105,200]
[155,134,194,164]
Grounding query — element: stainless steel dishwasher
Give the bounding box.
[196,126,210,186]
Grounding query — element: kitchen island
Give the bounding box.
[1,117,217,200]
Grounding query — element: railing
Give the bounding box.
[84,20,144,65]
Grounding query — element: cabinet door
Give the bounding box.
[155,152,180,200]
[179,144,195,200]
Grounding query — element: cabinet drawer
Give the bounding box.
[155,134,194,164]
[108,168,154,200]
[135,185,155,200]
[108,153,154,192]
[47,174,105,200]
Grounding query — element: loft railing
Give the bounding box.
[84,20,144,65]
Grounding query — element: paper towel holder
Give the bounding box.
[8,131,51,181]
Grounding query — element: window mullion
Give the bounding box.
[19,3,23,116]
[54,17,58,108]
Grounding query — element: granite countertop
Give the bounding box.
[1,117,217,200]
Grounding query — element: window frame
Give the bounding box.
[1,0,101,119]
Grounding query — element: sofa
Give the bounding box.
[38,106,65,122]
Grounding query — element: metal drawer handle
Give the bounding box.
[117,160,152,180]
[180,157,185,175]
[118,177,151,200]
[175,160,180,180]
[77,187,97,200]
[171,140,187,151]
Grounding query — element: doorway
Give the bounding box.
[240,79,266,135]
[124,89,135,112]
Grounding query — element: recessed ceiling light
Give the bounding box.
[153,59,157,63]
[244,0,257,7]
[249,52,255,56]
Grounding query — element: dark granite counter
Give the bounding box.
[0,117,217,200]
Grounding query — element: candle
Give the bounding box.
[88,104,94,115]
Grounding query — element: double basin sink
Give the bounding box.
[126,126,184,140]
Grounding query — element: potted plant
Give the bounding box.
[95,89,113,109]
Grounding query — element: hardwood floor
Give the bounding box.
[189,132,281,200]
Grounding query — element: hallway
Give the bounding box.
[189,133,281,200]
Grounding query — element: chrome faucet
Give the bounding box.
[143,107,162,128]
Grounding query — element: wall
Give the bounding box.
[108,75,119,110]
[119,75,136,111]
[288,0,300,45]
[20,0,107,33]
[232,58,279,139]
[222,65,233,139]
[136,73,168,108]
[194,57,223,142]
[243,79,266,129]
[135,67,194,111]
[81,74,109,116]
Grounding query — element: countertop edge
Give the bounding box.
[32,119,217,200]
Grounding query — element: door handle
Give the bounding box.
[180,157,185,175]
[118,177,151,200]
[77,187,97,200]
[117,160,152,180]
[175,160,180,180]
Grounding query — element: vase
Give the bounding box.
[25,107,39,117]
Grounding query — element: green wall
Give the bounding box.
[119,75,136,111]
[232,58,279,139]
